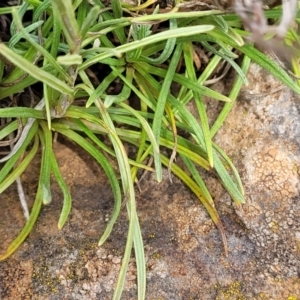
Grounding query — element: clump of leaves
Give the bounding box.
[0,0,299,299]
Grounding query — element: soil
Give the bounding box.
[1,63,300,299]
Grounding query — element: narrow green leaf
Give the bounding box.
[142,18,177,64]
[57,54,83,65]
[132,210,146,300]
[135,62,231,102]
[152,44,183,182]
[118,103,158,154]
[111,0,123,19]
[50,0,82,53]
[131,10,222,23]
[80,5,101,39]
[211,55,251,136]
[32,0,52,22]
[183,42,213,167]
[52,124,122,246]
[9,20,44,49]
[0,107,44,119]
[0,6,21,14]
[39,122,52,204]
[213,143,244,196]
[208,27,244,47]
[0,135,39,194]
[212,15,229,32]
[201,41,248,85]
[11,8,70,82]
[178,53,223,106]
[160,153,228,256]
[213,150,245,205]
[10,2,30,36]
[80,25,214,70]
[0,100,45,164]
[0,187,43,261]
[0,136,47,260]
[132,66,208,149]
[104,66,134,107]
[86,68,124,107]
[0,120,19,141]
[180,154,213,203]
[0,43,74,95]
[50,150,72,229]
[76,0,89,30]
[237,44,300,94]
[49,9,61,58]
[0,121,38,178]
[94,98,144,300]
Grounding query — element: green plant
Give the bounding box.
[0,0,299,299]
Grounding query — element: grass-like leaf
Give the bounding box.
[0,121,38,177]
[0,43,74,95]
[39,121,53,204]
[0,120,19,140]
[0,187,43,261]
[50,149,72,229]
[0,135,44,260]
[86,68,124,107]
[152,43,183,182]
[135,62,231,102]
[213,150,245,205]
[1,1,299,297]
[0,135,39,194]
[53,123,123,245]
[94,98,145,300]
[50,0,81,54]
[0,107,44,119]
[160,153,228,256]
[80,25,214,70]
[183,42,213,167]
[237,43,300,94]
[131,10,222,23]
[211,55,251,136]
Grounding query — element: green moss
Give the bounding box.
[215,281,247,300]
[32,263,61,294]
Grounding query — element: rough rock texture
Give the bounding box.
[1,63,300,299]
